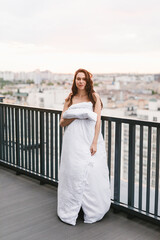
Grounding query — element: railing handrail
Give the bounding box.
[1,102,160,127]
[0,102,62,114]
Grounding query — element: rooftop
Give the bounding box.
[0,102,160,240]
[1,166,160,240]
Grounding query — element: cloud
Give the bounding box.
[0,0,160,72]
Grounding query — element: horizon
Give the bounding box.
[0,68,159,75]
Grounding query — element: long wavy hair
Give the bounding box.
[66,68,103,109]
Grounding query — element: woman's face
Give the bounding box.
[75,72,86,90]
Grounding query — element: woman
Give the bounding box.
[57,68,111,226]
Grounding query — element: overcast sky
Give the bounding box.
[0,0,160,73]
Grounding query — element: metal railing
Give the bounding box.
[0,103,62,185]
[0,103,160,225]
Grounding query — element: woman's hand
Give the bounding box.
[90,142,97,156]
[59,99,77,127]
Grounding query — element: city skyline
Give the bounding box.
[0,69,159,74]
[0,0,160,73]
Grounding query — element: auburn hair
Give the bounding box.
[66,68,103,109]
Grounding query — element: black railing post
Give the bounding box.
[146,126,152,213]
[40,111,45,185]
[15,108,20,175]
[8,107,11,164]
[50,113,53,178]
[114,121,121,203]
[59,116,63,159]
[46,112,49,177]
[0,105,3,160]
[108,120,112,178]
[154,127,160,216]
[101,119,105,138]
[2,106,5,160]
[28,110,31,170]
[139,125,143,210]
[4,106,8,163]
[55,114,58,181]
[128,124,136,209]
[20,109,24,168]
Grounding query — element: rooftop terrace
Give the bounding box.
[1,166,160,240]
[0,102,160,239]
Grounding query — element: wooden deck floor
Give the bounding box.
[0,165,160,240]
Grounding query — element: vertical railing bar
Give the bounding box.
[40,111,44,178]
[36,111,39,173]
[46,112,49,177]
[114,121,121,202]
[10,107,13,164]
[21,109,24,168]
[0,105,3,160]
[55,113,58,181]
[146,126,151,213]
[57,114,60,170]
[139,125,143,210]
[12,108,15,165]
[128,124,136,207]
[5,106,8,162]
[154,127,160,216]
[28,110,31,171]
[59,113,63,163]
[59,114,63,156]
[108,120,111,178]
[101,118,105,138]
[24,109,27,169]
[50,113,53,179]
[2,106,5,160]
[15,108,20,168]
[32,110,35,172]
[8,107,11,163]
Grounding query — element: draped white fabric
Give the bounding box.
[57,102,111,225]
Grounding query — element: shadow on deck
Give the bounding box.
[1,166,160,240]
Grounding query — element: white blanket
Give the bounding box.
[57,102,111,225]
[63,105,97,121]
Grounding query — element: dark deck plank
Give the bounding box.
[0,166,160,240]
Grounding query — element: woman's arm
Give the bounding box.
[59,100,76,127]
[60,118,76,127]
[90,93,101,156]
